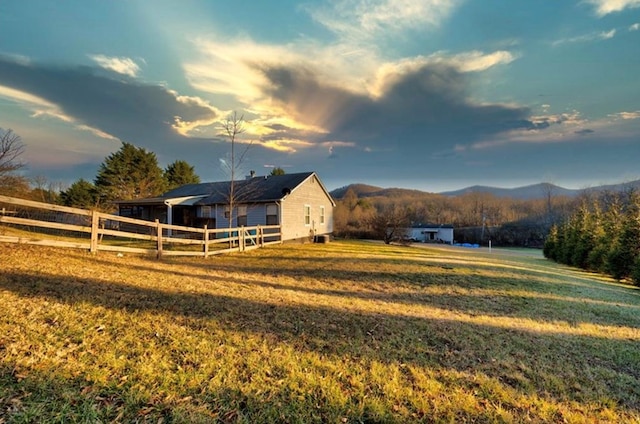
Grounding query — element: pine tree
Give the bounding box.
[60,179,97,209]
[606,193,640,281]
[94,142,166,208]
[571,202,594,269]
[165,160,200,191]
[585,201,606,271]
[543,224,558,260]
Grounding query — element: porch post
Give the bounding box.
[164,201,173,237]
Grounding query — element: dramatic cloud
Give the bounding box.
[0,56,219,149]
[587,0,640,16]
[89,55,142,77]
[184,30,519,157]
[260,61,535,156]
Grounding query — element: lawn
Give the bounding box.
[1,240,639,423]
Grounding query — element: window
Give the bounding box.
[237,205,247,227]
[304,205,311,225]
[224,206,230,219]
[201,206,211,218]
[266,204,278,225]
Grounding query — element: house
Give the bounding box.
[406,224,454,244]
[115,172,336,242]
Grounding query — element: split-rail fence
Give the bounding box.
[0,195,281,258]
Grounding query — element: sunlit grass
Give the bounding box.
[1,240,639,422]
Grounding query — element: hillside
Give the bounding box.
[332,179,640,201]
[440,183,578,200]
[330,184,436,200]
[1,242,639,422]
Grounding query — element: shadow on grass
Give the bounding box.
[0,363,423,423]
[1,269,639,413]
[63,249,640,329]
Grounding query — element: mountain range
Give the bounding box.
[330,180,640,201]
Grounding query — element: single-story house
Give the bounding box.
[115,171,335,242]
[406,224,454,244]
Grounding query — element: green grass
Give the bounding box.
[1,240,639,423]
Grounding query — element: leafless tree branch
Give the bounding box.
[0,129,26,175]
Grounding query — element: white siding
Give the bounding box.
[280,174,334,241]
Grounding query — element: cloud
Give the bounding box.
[368,50,515,97]
[184,32,519,151]
[630,23,640,31]
[305,0,461,42]
[586,0,640,16]
[552,29,616,46]
[471,109,640,149]
[574,128,595,135]
[89,55,142,77]
[609,110,640,120]
[184,30,529,178]
[0,55,219,148]
[259,60,535,157]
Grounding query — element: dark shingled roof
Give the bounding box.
[158,171,330,205]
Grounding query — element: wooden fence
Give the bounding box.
[0,195,282,258]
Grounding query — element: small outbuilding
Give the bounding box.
[406,224,454,244]
[115,171,335,242]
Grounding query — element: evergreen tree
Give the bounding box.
[165,160,200,190]
[571,202,594,269]
[94,142,166,207]
[607,193,640,281]
[631,256,640,286]
[269,167,286,176]
[584,201,606,271]
[543,225,558,260]
[60,179,98,209]
[557,219,573,265]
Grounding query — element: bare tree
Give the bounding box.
[0,129,25,176]
[367,205,411,244]
[219,112,254,244]
[31,175,62,204]
[0,129,29,196]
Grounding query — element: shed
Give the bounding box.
[406,224,454,244]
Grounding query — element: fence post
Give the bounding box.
[258,225,263,247]
[156,220,163,259]
[203,224,209,258]
[90,210,99,254]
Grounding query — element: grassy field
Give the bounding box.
[1,240,639,423]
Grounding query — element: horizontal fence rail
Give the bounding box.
[0,195,282,258]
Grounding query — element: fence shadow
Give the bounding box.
[1,268,639,413]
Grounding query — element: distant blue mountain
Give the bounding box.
[439,183,577,200]
[440,180,640,200]
[330,180,640,201]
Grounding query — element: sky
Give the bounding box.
[0,0,639,193]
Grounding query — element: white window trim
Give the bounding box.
[304,204,311,226]
[319,206,325,224]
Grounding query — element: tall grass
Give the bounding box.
[1,241,639,422]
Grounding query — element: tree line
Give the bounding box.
[1,123,284,215]
[63,142,200,210]
[543,190,640,285]
[333,186,578,246]
[0,127,201,211]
